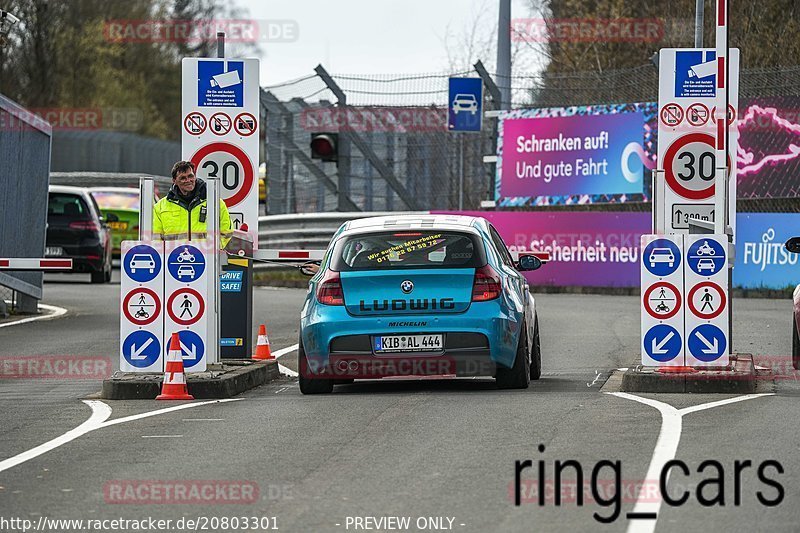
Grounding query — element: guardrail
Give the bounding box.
[257,211,427,250]
[254,211,427,270]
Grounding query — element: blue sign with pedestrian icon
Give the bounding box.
[643,239,681,277]
[166,330,205,369]
[687,239,725,276]
[688,324,727,362]
[643,324,682,362]
[167,245,206,282]
[123,245,161,283]
[122,330,161,369]
[448,77,483,132]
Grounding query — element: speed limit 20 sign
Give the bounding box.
[182,58,260,244]
[656,49,739,237]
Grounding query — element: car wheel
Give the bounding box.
[90,270,105,284]
[298,336,333,394]
[530,315,542,380]
[793,314,800,371]
[104,263,112,283]
[496,323,530,390]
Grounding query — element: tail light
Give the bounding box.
[69,220,100,231]
[316,269,344,306]
[472,265,501,301]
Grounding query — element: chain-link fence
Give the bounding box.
[262,63,800,215]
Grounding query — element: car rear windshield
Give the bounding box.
[91,190,140,210]
[330,230,485,271]
[48,194,91,220]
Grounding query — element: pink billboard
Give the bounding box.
[438,211,651,287]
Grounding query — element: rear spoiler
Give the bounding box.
[510,250,550,263]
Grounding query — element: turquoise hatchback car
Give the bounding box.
[297,215,544,394]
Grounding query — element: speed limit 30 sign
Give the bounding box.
[656,48,739,237]
[182,57,260,246]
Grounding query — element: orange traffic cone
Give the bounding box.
[252,324,273,360]
[156,333,194,400]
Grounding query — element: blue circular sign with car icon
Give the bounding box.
[123,244,162,283]
[687,238,725,276]
[643,239,681,277]
[167,245,205,282]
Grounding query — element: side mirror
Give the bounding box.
[104,212,120,223]
[517,254,542,271]
[785,237,800,254]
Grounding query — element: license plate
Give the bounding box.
[107,221,128,231]
[374,334,444,353]
[45,247,63,256]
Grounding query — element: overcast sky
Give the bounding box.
[237,0,537,86]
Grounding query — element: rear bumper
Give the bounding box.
[300,302,521,376]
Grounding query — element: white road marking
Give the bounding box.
[279,364,299,377]
[607,392,774,533]
[0,303,68,329]
[0,398,241,474]
[272,344,298,358]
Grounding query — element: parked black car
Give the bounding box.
[46,185,114,283]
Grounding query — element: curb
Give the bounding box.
[620,354,757,393]
[101,359,280,400]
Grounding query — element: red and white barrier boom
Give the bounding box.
[0,258,73,270]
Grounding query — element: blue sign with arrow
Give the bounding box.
[448,77,483,132]
[687,238,725,276]
[167,245,206,282]
[643,238,682,277]
[165,330,205,369]
[122,331,161,369]
[643,324,682,362]
[687,324,727,362]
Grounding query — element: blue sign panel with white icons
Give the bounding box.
[165,330,205,368]
[643,324,682,362]
[448,77,483,132]
[687,238,726,276]
[687,324,727,362]
[123,245,162,283]
[643,239,682,277]
[167,245,206,282]
[122,330,161,368]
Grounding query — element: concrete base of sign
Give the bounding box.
[101,359,280,400]
[619,354,756,393]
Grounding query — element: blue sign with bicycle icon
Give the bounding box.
[167,245,206,282]
[687,238,725,276]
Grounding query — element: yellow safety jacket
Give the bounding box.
[153,180,232,247]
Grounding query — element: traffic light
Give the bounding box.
[310,133,338,162]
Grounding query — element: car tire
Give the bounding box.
[496,323,530,390]
[298,336,334,394]
[530,315,542,380]
[90,270,105,284]
[793,314,800,371]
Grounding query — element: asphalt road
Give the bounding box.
[0,271,798,533]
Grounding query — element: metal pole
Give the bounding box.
[496,0,512,109]
[216,31,225,58]
[139,177,154,240]
[458,134,464,210]
[694,0,704,48]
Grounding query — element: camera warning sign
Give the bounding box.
[197,59,244,107]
